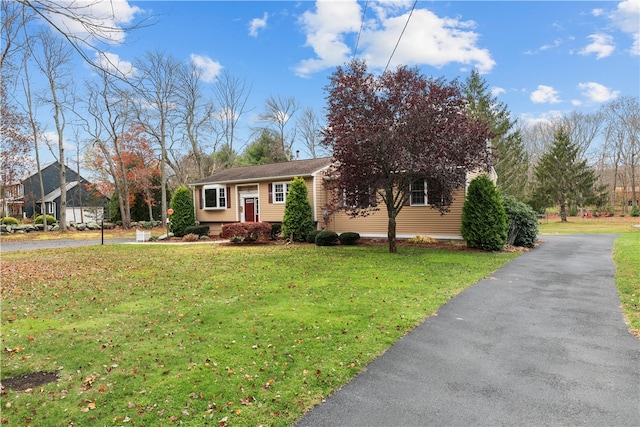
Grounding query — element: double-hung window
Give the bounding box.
[203,185,227,209]
[410,180,427,206]
[273,182,290,204]
[410,178,444,206]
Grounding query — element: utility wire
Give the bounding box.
[353,0,369,59]
[384,0,417,73]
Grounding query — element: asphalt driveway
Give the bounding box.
[298,234,639,426]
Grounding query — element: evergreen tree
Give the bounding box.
[169,185,196,237]
[462,71,530,200]
[238,129,288,166]
[532,128,607,222]
[461,174,507,251]
[282,177,314,242]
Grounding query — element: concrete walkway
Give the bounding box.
[298,235,639,426]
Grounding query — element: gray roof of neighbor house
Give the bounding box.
[39,181,79,203]
[191,157,333,186]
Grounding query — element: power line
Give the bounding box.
[353,0,369,59]
[384,0,418,73]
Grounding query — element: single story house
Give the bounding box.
[2,162,108,222]
[190,157,488,240]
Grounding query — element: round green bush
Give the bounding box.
[306,229,321,243]
[338,232,360,245]
[461,174,507,251]
[34,214,57,225]
[502,196,538,248]
[1,217,19,225]
[630,204,640,217]
[315,230,339,246]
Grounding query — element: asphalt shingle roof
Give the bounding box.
[191,157,333,185]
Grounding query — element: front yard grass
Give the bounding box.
[1,244,517,426]
[613,233,640,337]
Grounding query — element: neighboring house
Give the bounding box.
[2,162,108,222]
[190,158,487,240]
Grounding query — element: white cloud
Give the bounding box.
[491,87,506,97]
[539,39,562,51]
[190,54,223,83]
[94,52,136,77]
[610,0,640,55]
[295,0,362,76]
[579,34,615,59]
[360,8,495,72]
[519,111,564,129]
[249,12,269,37]
[577,82,620,103]
[530,85,561,104]
[591,8,605,17]
[295,0,495,76]
[39,0,142,45]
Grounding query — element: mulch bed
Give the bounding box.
[1,371,58,392]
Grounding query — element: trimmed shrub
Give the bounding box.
[461,174,507,251]
[630,204,640,217]
[35,214,57,225]
[170,186,196,237]
[502,196,538,248]
[338,232,360,245]
[315,230,339,246]
[1,217,19,225]
[282,177,314,242]
[221,222,272,242]
[306,229,321,243]
[184,225,210,237]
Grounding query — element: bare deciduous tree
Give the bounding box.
[31,30,74,231]
[175,61,215,181]
[601,97,640,212]
[133,50,181,227]
[258,94,299,160]
[212,69,251,168]
[296,107,327,159]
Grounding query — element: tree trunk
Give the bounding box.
[560,202,567,222]
[387,210,397,253]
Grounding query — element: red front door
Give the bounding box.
[244,198,257,222]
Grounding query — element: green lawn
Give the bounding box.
[613,233,640,337]
[1,244,517,426]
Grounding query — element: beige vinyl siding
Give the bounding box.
[325,188,466,239]
[258,182,285,222]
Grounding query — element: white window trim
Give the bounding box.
[272,182,290,204]
[202,185,227,210]
[410,180,427,206]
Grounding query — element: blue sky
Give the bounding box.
[25,0,640,160]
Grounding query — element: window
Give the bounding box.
[410,178,444,206]
[203,185,227,209]
[273,182,290,204]
[410,180,426,206]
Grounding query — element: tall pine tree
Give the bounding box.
[462,71,530,200]
[532,128,606,221]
